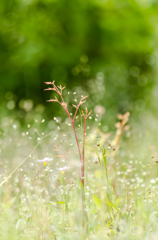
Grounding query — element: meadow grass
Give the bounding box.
[0,85,158,239]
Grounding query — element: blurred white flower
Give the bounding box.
[57,166,69,171]
[150,179,156,184]
[57,166,69,174]
[37,157,53,165]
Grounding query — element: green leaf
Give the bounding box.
[115,197,122,207]
[92,195,102,209]
[102,147,107,171]
[105,201,120,212]
[56,201,65,204]
[96,152,102,166]
[6,197,17,210]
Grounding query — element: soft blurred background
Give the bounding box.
[0,0,158,130]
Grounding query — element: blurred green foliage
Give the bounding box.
[0,0,158,126]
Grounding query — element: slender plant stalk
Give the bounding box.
[71,122,82,162]
[81,116,87,187]
[45,81,92,227]
[81,117,87,227]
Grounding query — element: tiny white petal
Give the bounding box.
[37,157,53,162]
[57,166,69,171]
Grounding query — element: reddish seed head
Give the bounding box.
[45,81,53,84]
[93,160,98,164]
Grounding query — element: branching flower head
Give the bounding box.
[44,81,90,122]
[81,109,92,120]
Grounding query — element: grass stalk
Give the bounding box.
[45,81,92,228]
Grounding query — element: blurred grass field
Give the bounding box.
[1,104,158,240]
